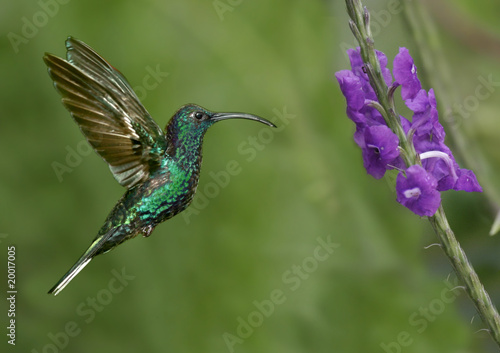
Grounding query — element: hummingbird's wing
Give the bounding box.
[44,37,167,189]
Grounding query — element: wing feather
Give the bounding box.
[44,36,167,188]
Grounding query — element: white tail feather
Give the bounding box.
[49,257,92,296]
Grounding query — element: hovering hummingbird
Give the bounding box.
[44,37,275,296]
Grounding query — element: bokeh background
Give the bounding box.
[2,0,500,352]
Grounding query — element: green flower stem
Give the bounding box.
[344,0,500,347]
[429,206,500,346]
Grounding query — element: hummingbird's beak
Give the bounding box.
[211,112,276,128]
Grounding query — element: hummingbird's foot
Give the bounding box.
[142,225,155,237]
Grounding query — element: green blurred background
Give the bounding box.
[2,0,500,352]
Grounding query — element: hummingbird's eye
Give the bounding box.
[194,112,204,120]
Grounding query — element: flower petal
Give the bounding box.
[396,165,441,216]
[405,89,428,113]
[454,169,483,192]
[361,125,400,179]
[393,47,421,100]
[376,50,393,86]
[335,70,365,111]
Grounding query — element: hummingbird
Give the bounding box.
[44,37,275,296]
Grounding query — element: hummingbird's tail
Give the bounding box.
[48,255,93,296]
[48,228,119,296]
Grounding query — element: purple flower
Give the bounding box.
[336,46,482,217]
[419,149,482,192]
[405,89,429,113]
[335,70,365,111]
[336,53,387,149]
[455,169,482,192]
[408,89,445,139]
[396,165,441,216]
[361,125,400,179]
[393,47,421,100]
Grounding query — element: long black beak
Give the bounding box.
[211,112,276,128]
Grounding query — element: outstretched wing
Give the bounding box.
[44,36,167,189]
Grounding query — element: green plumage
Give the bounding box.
[44,37,275,295]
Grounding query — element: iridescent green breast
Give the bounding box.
[135,156,200,224]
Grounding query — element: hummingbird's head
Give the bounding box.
[168,104,276,134]
[166,104,276,150]
[166,103,276,160]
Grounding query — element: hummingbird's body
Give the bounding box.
[44,37,275,295]
[90,152,199,256]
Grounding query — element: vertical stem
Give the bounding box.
[429,207,500,345]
